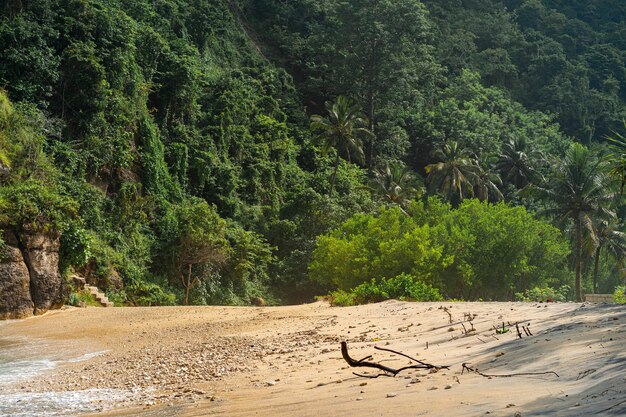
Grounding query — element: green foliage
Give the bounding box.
[310,206,448,291]
[528,142,614,301]
[330,273,443,306]
[614,286,626,304]
[67,289,101,307]
[515,285,572,302]
[3,0,626,306]
[423,0,626,142]
[312,198,569,300]
[369,160,423,211]
[59,221,92,272]
[125,279,176,307]
[0,180,77,231]
[105,289,128,307]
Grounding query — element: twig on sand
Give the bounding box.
[461,363,559,378]
[597,398,626,414]
[341,341,448,378]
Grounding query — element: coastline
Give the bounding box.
[1,301,624,416]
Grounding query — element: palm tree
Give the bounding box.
[369,160,423,214]
[496,136,544,189]
[530,143,615,301]
[605,123,626,194]
[591,218,626,293]
[310,96,373,195]
[425,141,481,206]
[473,166,504,203]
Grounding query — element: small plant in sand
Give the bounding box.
[614,286,626,304]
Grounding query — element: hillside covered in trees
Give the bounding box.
[1,0,625,310]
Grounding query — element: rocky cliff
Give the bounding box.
[0,230,65,319]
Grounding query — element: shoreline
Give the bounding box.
[1,301,624,416]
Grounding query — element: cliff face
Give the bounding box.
[0,230,65,319]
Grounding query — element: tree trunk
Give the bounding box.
[575,216,582,302]
[592,245,601,294]
[330,152,339,196]
[184,264,192,305]
[367,89,375,169]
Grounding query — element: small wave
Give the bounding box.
[0,388,133,417]
[0,358,57,385]
[67,350,109,363]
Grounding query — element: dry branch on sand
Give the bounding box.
[340,341,449,378]
[341,342,560,380]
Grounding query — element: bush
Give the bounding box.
[330,273,443,306]
[67,290,100,307]
[515,285,571,302]
[125,280,176,306]
[59,221,92,272]
[105,289,128,307]
[614,286,626,304]
[311,199,569,300]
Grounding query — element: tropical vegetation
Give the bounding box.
[1,0,625,306]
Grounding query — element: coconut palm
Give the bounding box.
[591,218,626,293]
[369,160,423,214]
[310,96,373,195]
[605,123,626,194]
[496,136,544,189]
[425,141,481,206]
[473,166,504,203]
[530,143,615,301]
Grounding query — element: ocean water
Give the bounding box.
[0,327,130,417]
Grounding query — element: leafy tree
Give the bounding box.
[171,199,229,305]
[310,96,371,195]
[248,0,441,165]
[309,207,448,291]
[311,198,568,299]
[432,199,568,299]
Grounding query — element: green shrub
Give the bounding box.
[614,286,626,304]
[330,273,443,306]
[311,199,569,300]
[515,285,571,302]
[67,292,80,306]
[67,290,100,307]
[125,280,176,306]
[105,289,128,307]
[59,221,92,272]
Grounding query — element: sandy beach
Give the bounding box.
[1,301,624,416]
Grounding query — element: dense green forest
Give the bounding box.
[1,0,625,305]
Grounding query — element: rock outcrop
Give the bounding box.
[0,230,65,319]
[0,234,34,319]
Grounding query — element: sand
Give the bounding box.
[1,301,625,417]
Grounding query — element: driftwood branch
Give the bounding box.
[462,363,559,378]
[341,341,449,378]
